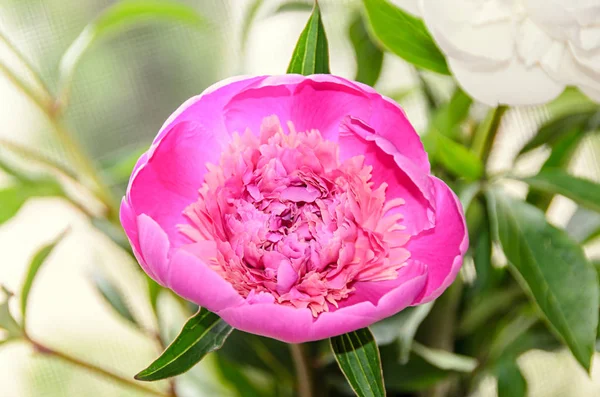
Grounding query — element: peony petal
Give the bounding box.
[167,249,245,313]
[223,74,430,173]
[419,0,514,67]
[136,214,171,286]
[127,121,222,248]
[407,177,468,305]
[217,263,427,343]
[339,116,435,234]
[449,58,565,106]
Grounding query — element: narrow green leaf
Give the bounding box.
[91,271,137,326]
[20,230,68,329]
[496,360,527,397]
[58,0,204,104]
[520,168,600,213]
[459,287,523,336]
[362,0,449,75]
[525,128,585,210]
[147,276,161,316]
[286,2,330,75]
[275,1,313,14]
[470,106,508,162]
[380,346,450,392]
[520,110,599,155]
[241,0,264,51]
[411,342,477,373]
[370,302,433,364]
[349,13,383,86]
[0,293,22,339]
[486,189,599,371]
[215,354,268,397]
[330,328,385,397]
[135,308,233,381]
[432,88,473,136]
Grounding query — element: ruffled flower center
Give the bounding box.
[179,116,410,316]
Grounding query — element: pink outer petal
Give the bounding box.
[136,214,171,286]
[126,121,222,248]
[216,263,428,343]
[167,250,246,313]
[223,74,430,173]
[339,115,435,235]
[407,177,468,305]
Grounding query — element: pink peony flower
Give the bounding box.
[120,75,468,343]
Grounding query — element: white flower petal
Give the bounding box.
[581,86,600,103]
[419,0,514,66]
[517,18,556,67]
[449,58,565,106]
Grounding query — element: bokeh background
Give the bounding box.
[1,0,599,396]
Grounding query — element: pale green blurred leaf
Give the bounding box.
[21,230,68,330]
[275,1,313,14]
[370,302,433,364]
[566,207,600,244]
[349,13,383,87]
[58,0,204,104]
[486,189,599,371]
[0,294,22,340]
[411,342,477,373]
[520,168,600,213]
[0,179,64,226]
[91,270,138,327]
[362,0,449,75]
[434,132,483,180]
[287,2,330,75]
[101,145,147,185]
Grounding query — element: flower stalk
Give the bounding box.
[289,343,315,397]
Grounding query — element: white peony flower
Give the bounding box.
[401,0,600,106]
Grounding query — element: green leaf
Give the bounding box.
[91,271,137,327]
[459,287,523,336]
[0,293,22,339]
[147,276,161,317]
[486,189,599,371]
[58,0,204,103]
[20,231,68,330]
[379,347,450,392]
[411,342,477,373]
[349,13,383,86]
[433,132,483,180]
[362,0,449,75]
[519,110,599,155]
[525,128,585,210]
[101,145,148,185]
[520,168,600,213]
[370,302,433,364]
[432,88,473,137]
[275,1,313,14]
[496,360,527,397]
[286,2,330,75]
[135,308,233,381]
[0,179,64,226]
[215,354,269,397]
[330,328,385,397]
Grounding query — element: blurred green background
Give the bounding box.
[1,1,599,396]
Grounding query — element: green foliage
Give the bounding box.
[362,0,449,74]
[496,360,527,397]
[520,168,600,213]
[91,270,138,327]
[58,0,205,104]
[0,290,22,341]
[20,231,68,331]
[370,302,433,363]
[349,13,383,86]
[331,328,385,397]
[287,2,330,75]
[0,178,64,226]
[486,189,599,371]
[135,308,233,381]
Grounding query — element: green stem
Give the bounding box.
[26,336,169,397]
[0,32,120,224]
[471,106,508,165]
[0,29,53,103]
[289,343,314,397]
